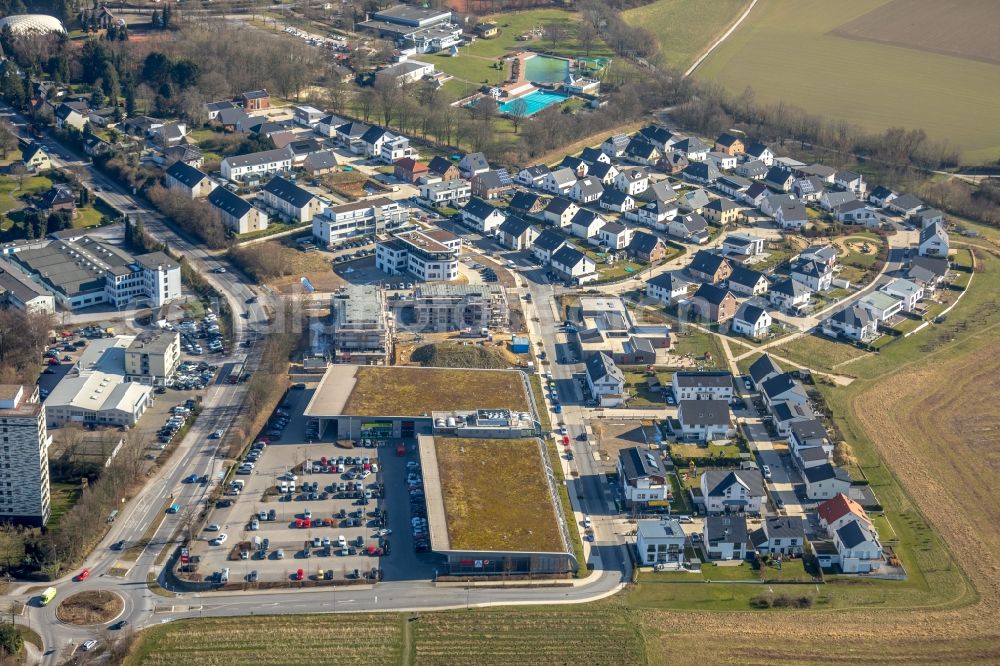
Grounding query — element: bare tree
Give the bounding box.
[545,23,566,50]
[0,121,18,160]
[578,21,598,57]
[507,98,529,134]
[373,76,401,127]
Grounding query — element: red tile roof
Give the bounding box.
[817,493,868,526]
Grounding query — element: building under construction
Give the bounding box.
[411,283,509,333]
[330,285,393,364]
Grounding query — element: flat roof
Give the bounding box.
[422,436,565,553]
[305,365,531,418]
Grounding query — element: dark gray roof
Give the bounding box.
[223,147,291,169]
[509,191,541,211]
[674,136,709,154]
[304,150,338,170]
[791,259,833,279]
[765,166,793,186]
[165,161,209,188]
[588,161,616,180]
[571,208,602,227]
[628,231,664,255]
[647,271,689,291]
[869,185,895,200]
[909,255,948,278]
[704,470,765,499]
[735,301,768,325]
[748,354,782,385]
[519,164,550,178]
[715,132,741,148]
[625,137,658,159]
[560,155,586,170]
[463,197,501,221]
[208,187,253,219]
[460,151,490,172]
[678,399,730,426]
[534,229,566,252]
[790,418,827,444]
[705,514,750,545]
[586,351,624,384]
[498,215,532,237]
[728,265,767,289]
[770,400,811,423]
[545,196,576,215]
[890,192,923,210]
[551,244,588,269]
[473,170,510,191]
[638,125,673,146]
[693,282,733,306]
[601,221,627,235]
[804,463,850,484]
[580,147,606,163]
[600,189,629,205]
[836,519,873,548]
[771,277,811,297]
[427,155,456,176]
[745,141,770,158]
[689,250,730,276]
[575,177,604,197]
[831,304,873,328]
[263,176,316,208]
[674,371,733,389]
[717,174,752,191]
[683,161,720,182]
[361,125,391,144]
[763,516,805,541]
[217,107,250,127]
[336,121,370,138]
[760,373,803,402]
[618,446,664,482]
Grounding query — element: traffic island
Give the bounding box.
[55,590,124,626]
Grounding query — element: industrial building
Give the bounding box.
[359,5,462,53]
[0,384,51,527]
[330,285,393,365]
[0,258,55,313]
[124,330,181,383]
[411,283,509,332]
[10,232,181,311]
[375,229,461,282]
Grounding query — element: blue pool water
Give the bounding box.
[499,90,570,116]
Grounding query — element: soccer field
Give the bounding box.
[694,0,1000,164]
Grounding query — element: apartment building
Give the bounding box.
[207,187,269,235]
[0,384,51,527]
[331,285,393,365]
[124,330,181,383]
[412,283,509,332]
[375,229,461,281]
[220,147,292,183]
[312,197,409,247]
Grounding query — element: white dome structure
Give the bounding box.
[0,14,66,36]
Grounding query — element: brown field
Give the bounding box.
[834,0,1000,65]
[342,366,531,416]
[56,590,123,625]
[435,437,563,552]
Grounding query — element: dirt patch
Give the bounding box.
[833,0,1000,65]
[56,590,124,626]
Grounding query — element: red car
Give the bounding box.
[562,435,571,446]
[47,357,60,365]
[295,519,304,528]
[77,568,90,581]
[296,568,304,581]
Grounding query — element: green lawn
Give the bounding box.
[695,0,1000,163]
[672,328,726,367]
[669,442,741,460]
[0,174,53,215]
[48,482,82,527]
[623,0,751,71]
[772,332,870,373]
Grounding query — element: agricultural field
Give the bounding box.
[695,0,1000,163]
[622,0,750,71]
[435,438,562,552]
[127,614,404,665]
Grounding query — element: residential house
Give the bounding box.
[676,399,733,442]
[458,151,490,178]
[880,278,924,312]
[798,163,837,183]
[790,260,834,291]
[509,191,545,216]
[380,135,417,164]
[820,190,856,212]
[150,123,187,148]
[571,176,604,204]
[635,519,686,565]
[393,157,429,183]
[690,283,737,323]
[688,250,732,283]
[772,400,816,437]
[732,302,772,339]
[38,185,76,218]
[741,181,770,208]
[601,133,630,158]
[683,161,721,185]
[292,104,324,127]
[81,135,112,159]
[627,199,678,231]
[588,161,620,186]
[220,148,292,182]
[560,155,589,178]
[646,272,690,304]
[580,146,610,165]
[427,156,461,181]
[215,107,252,132]
[497,216,538,251]
[764,166,795,192]
[818,493,873,535]
[205,100,238,120]
[532,229,567,264]
[736,159,768,180]
[420,179,471,207]
[723,233,766,258]
[792,176,825,202]
[313,198,408,247]
[768,278,812,311]
[758,371,808,407]
[598,222,633,250]
[717,174,752,198]
[804,463,852,500]
[912,208,945,228]
[835,170,866,196]
[542,197,578,228]
[623,138,661,166]
[678,188,711,212]
[833,519,883,573]
[770,196,809,229]
[667,213,709,244]
[360,126,391,159]
[824,305,878,343]
[919,222,949,257]
[586,352,626,407]
[800,244,839,268]
[164,161,215,199]
[907,255,949,289]
[54,103,87,131]
[868,185,897,208]
[703,515,750,560]
[461,198,506,235]
[744,142,774,166]
[207,187,268,235]
[857,291,904,323]
[599,189,635,213]
[241,89,270,111]
[747,354,782,389]
[19,143,50,171]
[727,266,769,297]
[886,193,924,216]
[703,198,741,225]
[659,150,689,175]
[515,164,550,188]
[316,114,347,137]
[707,151,738,170]
[672,371,734,402]
[673,137,710,161]
[627,232,668,263]
[542,167,578,196]
[260,176,324,223]
[163,144,204,168]
[834,200,878,225]
[551,245,597,285]
[615,167,650,196]
[789,418,833,469]
[470,170,512,200]
[570,209,606,241]
[636,125,676,151]
[701,470,765,515]
[335,121,371,153]
[750,516,806,556]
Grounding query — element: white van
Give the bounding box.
[220,568,230,583]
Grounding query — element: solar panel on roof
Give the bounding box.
[495,168,512,185]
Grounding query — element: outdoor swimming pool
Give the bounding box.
[499,90,571,116]
[523,54,569,84]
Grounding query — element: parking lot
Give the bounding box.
[186,386,439,585]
